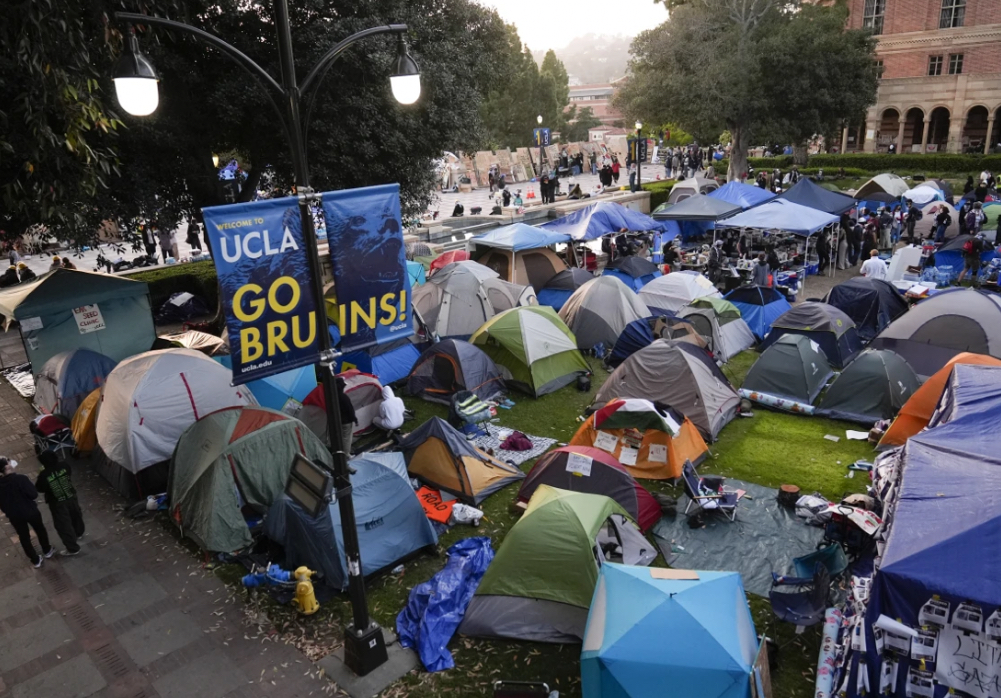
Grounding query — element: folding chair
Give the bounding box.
[448,390,493,437]
[681,460,739,522]
[793,543,849,581]
[769,563,831,628]
[30,414,75,460]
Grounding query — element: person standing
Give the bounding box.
[967,202,985,235]
[35,451,85,556]
[751,253,770,287]
[611,158,620,185]
[957,233,985,285]
[848,219,863,266]
[671,152,680,180]
[816,231,830,273]
[335,376,357,456]
[707,239,724,284]
[878,207,893,252]
[142,223,158,262]
[540,174,551,204]
[934,207,952,243]
[0,457,54,568]
[157,225,175,263]
[904,200,920,245]
[860,249,888,280]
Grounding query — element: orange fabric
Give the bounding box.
[568,414,708,479]
[230,408,286,443]
[878,352,1001,449]
[71,388,102,454]
[416,487,455,523]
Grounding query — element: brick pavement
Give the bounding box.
[0,381,329,698]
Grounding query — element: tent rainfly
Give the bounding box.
[854,173,909,199]
[481,278,538,312]
[537,268,595,312]
[776,178,857,215]
[667,176,719,204]
[638,272,722,314]
[541,202,668,241]
[817,349,919,425]
[407,339,506,405]
[724,285,792,341]
[601,257,662,292]
[412,261,498,340]
[33,349,116,419]
[468,223,570,291]
[823,277,909,343]
[560,276,649,351]
[607,315,707,368]
[679,298,756,363]
[759,302,862,369]
[742,335,833,405]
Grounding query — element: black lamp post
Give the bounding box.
[634,120,643,193]
[112,0,420,677]
[536,114,544,181]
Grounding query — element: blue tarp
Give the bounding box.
[582,564,759,698]
[407,260,427,286]
[471,223,570,250]
[724,286,792,341]
[397,537,495,672]
[337,338,421,385]
[541,201,669,241]
[934,234,999,273]
[721,199,840,236]
[777,178,857,215]
[709,182,776,210]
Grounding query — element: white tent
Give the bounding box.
[901,185,944,206]
[637,272,722,314]
[482,278,538,312]
[667,176,719,204]
[97,349,256,476]
[854,173,909,199]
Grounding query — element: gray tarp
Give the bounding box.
[651,479,824,596]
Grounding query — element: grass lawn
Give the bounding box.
[213,350,874,697]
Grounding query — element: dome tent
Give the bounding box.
[265,453,437,589]
[407,339,505,405]
[570,398,708,480]
[33,348,116,419]
[817,349,919,425]
[169,406,328,552]
[481,277,538,312]
[601,256,662,291]
[679,298,756,363]
[335,337,422,386]
[742,335,833,405]
[152,330,229,357]
[823,277,909,343]
[412,261,498,339]
[869,288,1001,380]
[71,388,102,454]
[458,485,656,643]
[537,267,595,311]
[559,276,649,351]
[723,285,792,341]
[517,446,662,531]
[468,223,569,291]
[595,339,739,441]
[470,306,590,397]
[299,369,383,440]
[96,349,256,499]
[399,417,524,505]
[638,272,722,314]
[934,234,998,275]
[759,302,862,369]
[607,315,707,369]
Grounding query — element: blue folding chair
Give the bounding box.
[793,543,849,581]
[681,460,739,522]
[769,564,831,628]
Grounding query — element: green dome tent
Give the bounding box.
[470,305,590,397]
[817,349,919,425]
[459,485,656,643]
[169,406,330,553]
[742,335,833,405]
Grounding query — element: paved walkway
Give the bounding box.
[0,383,328,698]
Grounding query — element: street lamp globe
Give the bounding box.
[537,115,543,125]
[390,38,421,105]
[635,121,643,131]
[113,32,159,116]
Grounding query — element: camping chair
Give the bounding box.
[447,390,493,437]
[681,460,739,522]
[793,543,849,582]
[769,563,831,629]
[30,414,75,460]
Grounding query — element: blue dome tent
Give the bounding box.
[336,337,422,386]
[724,286,792,341]
[537,267,595,311]
[601,256,662,291]
[582,564,759,698]
[33,348,117,418]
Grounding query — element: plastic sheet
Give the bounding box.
[396,537,494,672]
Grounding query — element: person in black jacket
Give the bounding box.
[0,265,19,288]
[36,450,85,556]
[336,376,357,455]
[0,457,54,568]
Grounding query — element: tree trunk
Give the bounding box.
[727,123,750,183]
[792,144,809,166]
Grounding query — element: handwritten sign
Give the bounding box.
[936,626,1001,698]
[619,447,639,466]
[566,453,593,477]
[72,305,105,334]
[593,431,619,453]
[648,444,668,464]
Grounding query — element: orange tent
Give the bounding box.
[878,352,1001,449]
[568,412,708,480]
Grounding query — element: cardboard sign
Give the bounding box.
[72,305,105,334]
[566,452,593,477]
[648,444,668,463]
[619,447,638,466]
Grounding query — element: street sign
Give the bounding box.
[629,138,649,163]
[533,128,551,147]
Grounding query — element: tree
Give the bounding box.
[615,0,878,180]
[562,106,602,143]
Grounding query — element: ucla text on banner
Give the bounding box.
[321,183,413,352]
[202,197,320,384]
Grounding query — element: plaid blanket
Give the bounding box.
[473,424,557,466]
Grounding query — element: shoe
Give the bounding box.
[43,548,55,559]
[33,558,43,568]
[60,549,80,557]
[77,532,85,540]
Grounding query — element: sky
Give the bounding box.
[476,0,669,52]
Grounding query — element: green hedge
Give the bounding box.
[642,179,676,209]
[126,260,219,312]
[715,153,1000,176]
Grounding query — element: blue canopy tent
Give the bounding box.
[467,223,570,290]
[651,195,742,242]
[582,564,759,698]
[721,199,840,236]
[709,182,776,210]
[469,222,570,250]
[724,286,792,341]
[407,260,427,286]
[601,257,662,291]
[541,202,669,241]
[776,179,857,215]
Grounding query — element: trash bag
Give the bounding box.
[396,537,494,672]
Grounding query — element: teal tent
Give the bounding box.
[0,269,155,375]
[582,564,759,698]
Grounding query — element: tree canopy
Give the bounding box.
[614,0,878,180]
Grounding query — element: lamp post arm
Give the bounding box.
[114,12,289,131]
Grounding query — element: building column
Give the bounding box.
[986,117,996,155]
[920,118,930,154]
[841,127,849,154]
[863,105,879,153]
[896,119,906,154]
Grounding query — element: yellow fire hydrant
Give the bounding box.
[292,566,319,615]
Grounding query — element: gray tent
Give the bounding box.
[595,339,739,441]
[412,261,498,339]
[481,278,537,312]
[759,302,862,369]
[678,299,756,363]
[869,288,1001,380]
[742,335,833,405]
[559,276,648,350]
[817,349,920,424]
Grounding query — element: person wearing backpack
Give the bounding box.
[966,202,985,235]
[957,233,985,285]
[935,207,952,243]
[904,200,921,245]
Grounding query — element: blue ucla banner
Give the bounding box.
[321,183,413,352]
[202,197,320,384]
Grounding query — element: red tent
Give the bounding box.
[429,250,469,274]
[517,446,661,532]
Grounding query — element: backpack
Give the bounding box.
[966,211,978,230]
[963,239,974,254]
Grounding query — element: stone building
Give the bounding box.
[845,0,1001,154]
